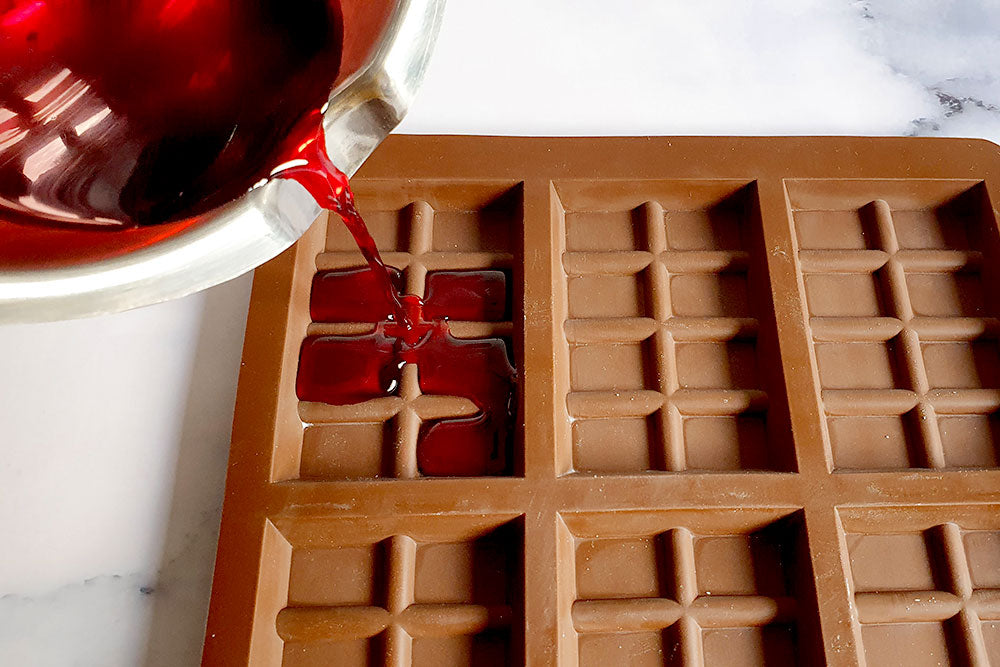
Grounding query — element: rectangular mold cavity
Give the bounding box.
[787,179,1000,472]
[555,180,796,475]
[839,505,1000,667]
[561,509,821,666]
[290,180,524,480]
[252,515,524,667]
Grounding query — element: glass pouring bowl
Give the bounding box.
[1,0,347,228]
[0,0,444,321]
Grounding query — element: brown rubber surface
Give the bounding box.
[204,135,1000,666]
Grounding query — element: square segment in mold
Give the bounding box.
[795,207,881,250]
[702,626,798,667]
[430,188,519,253]
[962,530,1000,589]
[907,270,986,318]
[922,340,1000,390]
[669,272,751,318]
[300,420,394,480]
[814,339,909,391]
[567,272,649,319]
[827,413,925,470]
[577,629,681,667]
[572,416,660,473]
[847,531,943,593]
[889,193,980,251]
[675,340,759,390]
[938,414,1000,468]
[859,623,958,667]
[570,339,658,392]
[565,208,650,252]
[803,271,890,319]
[683,415,769,471]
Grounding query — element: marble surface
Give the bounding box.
[2,1,1000,665]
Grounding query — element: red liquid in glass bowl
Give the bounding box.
[0,0,344,227]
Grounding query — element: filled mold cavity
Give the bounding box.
[293,182,524,479]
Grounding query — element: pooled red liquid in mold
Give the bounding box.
[296,270,517,476]
[281,118,517,476]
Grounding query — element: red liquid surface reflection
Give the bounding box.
[277,119,517,477]
[0,0,343,226]
[296,265,517,476]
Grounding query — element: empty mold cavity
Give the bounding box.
[264,516,523,666]
[563,510,818,666]
[788,180,1000,471]
[842,507,1000,667]
[291,181,524,479]
[556,180,796,474]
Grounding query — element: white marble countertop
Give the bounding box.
[2,1,999,665]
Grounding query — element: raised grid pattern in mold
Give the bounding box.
[275,516,522,667]
[566,511,804,666]
[791,182,1000,471]
[559,182,795,473]
[297,184,521,479]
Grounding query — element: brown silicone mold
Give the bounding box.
[204,136,1000,666]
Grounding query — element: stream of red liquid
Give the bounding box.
[277,118,517,476]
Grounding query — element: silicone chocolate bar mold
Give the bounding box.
[205,136,1000,666]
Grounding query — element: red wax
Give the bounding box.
[311,265,405,323]
[297,267,517,476]
[423,270,509,322]
[409,330,516,476]
[0,0,343,226]
[280,113,518,477]
[296,331,398,405]
[277,118,411,328]
[310,267,509,324]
